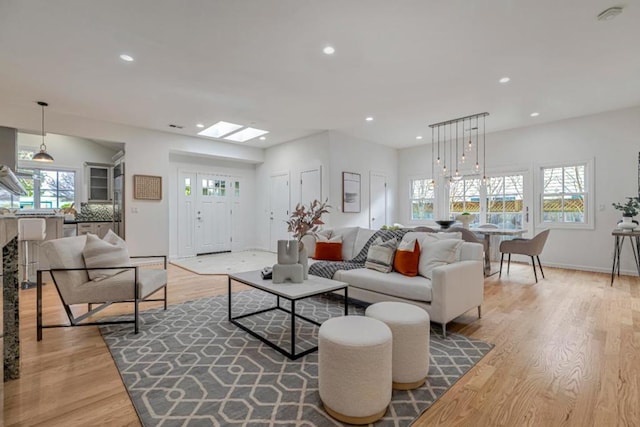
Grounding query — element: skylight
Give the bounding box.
[197,121,243,138]
[223,127,269,142]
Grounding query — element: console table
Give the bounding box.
[611,229,640,285]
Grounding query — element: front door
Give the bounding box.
[196,175,231,254]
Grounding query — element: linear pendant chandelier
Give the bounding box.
[429,112,488,185]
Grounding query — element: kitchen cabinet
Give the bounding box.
[86,163,112,202]
[76,222,113,238]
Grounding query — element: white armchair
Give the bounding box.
[37,231,167,340]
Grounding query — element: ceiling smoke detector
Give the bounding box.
[597,6,623,21]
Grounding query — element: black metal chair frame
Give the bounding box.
[500,252,545,283]
[37,255,168,341]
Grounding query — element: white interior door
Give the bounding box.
[178,171,196,257]
[196,175,231,254]
[300,166,322,206]
[269,172,290,252]
[370,172,387,229]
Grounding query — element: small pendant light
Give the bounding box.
[33,101,54,162]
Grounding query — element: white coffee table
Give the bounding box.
[228,270,349,360]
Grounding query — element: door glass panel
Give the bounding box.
[184,178,191,196]
[235,181,240,197]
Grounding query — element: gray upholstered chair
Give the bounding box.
[36,233,167,340]
[499,229,550,283]
[447,227,489,271]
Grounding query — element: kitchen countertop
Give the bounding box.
[64,219,117,224]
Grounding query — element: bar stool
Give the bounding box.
[18,218,46,289]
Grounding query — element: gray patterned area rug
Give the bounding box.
[100,290,493,426]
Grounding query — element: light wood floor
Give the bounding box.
[4,263,639,426]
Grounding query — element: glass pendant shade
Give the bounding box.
[34,101,54,163]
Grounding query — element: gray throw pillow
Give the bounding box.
[365,236,398,273]
[82,230,131,281]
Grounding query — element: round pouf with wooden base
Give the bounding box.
[318,315,392,425]
[365,301,430,390]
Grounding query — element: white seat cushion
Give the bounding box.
[335,268,433,302]
[64,268,167,305]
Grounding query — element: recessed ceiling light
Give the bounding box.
[323,46,335,55]
[224,127,269,142]
[196,123,205,128]
[530,112,540,117]
[259,136,266,141]
[119,54,134,62]
[198,121,243,138]
[416,136,423,140]
[597,6,623,21]
[499,77,510,83]
[365,116,374,122]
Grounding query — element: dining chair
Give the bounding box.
[499,229,550,283]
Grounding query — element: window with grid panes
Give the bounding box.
[410,179,435,220]
[541,164,586,224]
[449,177,481,225]
[486,175,524,229]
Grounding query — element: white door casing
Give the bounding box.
[270,172,290,252]
[370,172,387,229]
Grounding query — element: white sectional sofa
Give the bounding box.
[302,226,484,336]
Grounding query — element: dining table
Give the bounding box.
[469,227,528,276]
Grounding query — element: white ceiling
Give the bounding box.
[0,0,638,149]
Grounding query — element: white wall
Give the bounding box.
[328,131,398,228]
[168,153,257,258]
[399,106,640,274]
[255,132,331,250]
[0,103,264,256]
[17,132,118,203]
[254,130,399,250]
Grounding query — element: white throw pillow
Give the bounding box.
[316,234,342,243]
[418,239,463,279]
[365,236,398,273]
[82,230,131,281]
[403,231,461,248]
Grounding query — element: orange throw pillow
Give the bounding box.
[394,240,420,276]
[314,242,343,261]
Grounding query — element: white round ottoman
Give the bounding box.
[318,315,392,425]
[365,302,430,390]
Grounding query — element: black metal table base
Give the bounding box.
[611,233,640,285]
[228,278,348,360]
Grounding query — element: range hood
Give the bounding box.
[0,126,28,196]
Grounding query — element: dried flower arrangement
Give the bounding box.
[286,199,331,241]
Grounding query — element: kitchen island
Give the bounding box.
[2,215,64,385]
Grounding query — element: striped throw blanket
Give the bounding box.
[309,229,407,279]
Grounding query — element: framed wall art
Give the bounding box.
[133,175,162,200]
[342,172,361,213]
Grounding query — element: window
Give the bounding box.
[541,164,587,224]
[2,168,76,209]
[449,178,481,225]
[410,179,435,220]
[486,175,524,229]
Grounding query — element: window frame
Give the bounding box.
[535,159,594,230]
[409,176,436,222]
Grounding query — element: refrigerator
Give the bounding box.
[113,162,125,239]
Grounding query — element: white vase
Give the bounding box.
[619,216,636,231]
[298,246,308,280]
[455,214,475,229]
